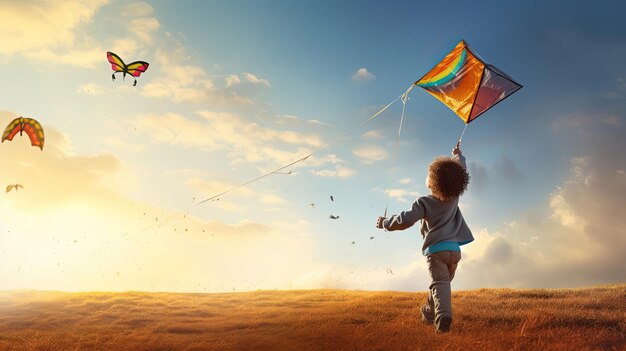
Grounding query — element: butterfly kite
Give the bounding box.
[2,117,45,150]
[415,40,522,125]
[107,52,150,86]
[6,184,24,194]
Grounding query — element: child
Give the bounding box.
[376,145,473,333]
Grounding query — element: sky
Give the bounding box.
[0,0,625,293]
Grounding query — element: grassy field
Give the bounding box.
[0,285,624,351]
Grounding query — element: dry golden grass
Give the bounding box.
[0,285,624,351]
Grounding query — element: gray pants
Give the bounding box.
[421,250,461,323]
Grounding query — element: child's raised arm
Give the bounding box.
[452,144,467,170]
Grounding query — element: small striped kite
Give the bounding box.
[2,117,45,150]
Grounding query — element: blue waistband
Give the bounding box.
[423,241,461,256]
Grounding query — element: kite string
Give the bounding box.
[383,84,415,217]
[189,86,412,210]
[99,84,412,249]
[457,123,468,146]
[85,84,413,263]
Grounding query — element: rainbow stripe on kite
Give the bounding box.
[416,40,522,124]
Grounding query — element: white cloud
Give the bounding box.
[197,110,324,148]
[141,41,271,107]
[23,47,104,69]
[224,73,271,88]
[352,67,375,82]
[127,17,160,44]
[128,111,327,167]
[78,83,105,95]
[549,190,585,230]
[275,114,329,127]
[353,144,388,164]
[386,188,419,203]
[450,150,626,289]
[373,186,419,203]
[243,72,271,87]
[0,0,108,67]
[122,2,154,17]
[398,178,412,185]
[0,117,318,293]
[110,38,140,58]
[182,175,289,212]
[225,74,241,87]
[362,130,383,139]
[311,166,356,178]
[307,153,357,178]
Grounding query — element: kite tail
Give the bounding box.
[383,84,415,217]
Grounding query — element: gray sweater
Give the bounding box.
[382,154,474,253]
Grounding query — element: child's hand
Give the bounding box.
[452,141,462,156]
[376,216,387,229]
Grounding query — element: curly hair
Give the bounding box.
[427,157,470,201]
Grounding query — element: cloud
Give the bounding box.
[554,112,624,130]
[23,47,105,69]
[128,110,326,167]
[0,110,319,293]
[225,74,241,88]
[353,144,388,164]
[196,110,324,149]
[352,67,375,82]
[362,130,384,140]
[466,158,522,192]
[0,0,108,67]
[307,154,356,178]
[141,40,271,107]
[78,83,105,95]
[398,178,412,185]
[130,112,219,150]
[275,114,329,127]
[380,100,626,290]
[127,17,160,44]
[468,161,489,192]
[184,176,287,210]
[242,72,271,87]
[373,186,419,203]
[0,112,123,211]
[386,188,419,203]
[453,118,626,289]
[122,2,154,17]
[492,155,525,184]
[311,166,357,178]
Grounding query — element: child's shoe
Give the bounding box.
[420,305,434,324]
[436,316,452,333]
